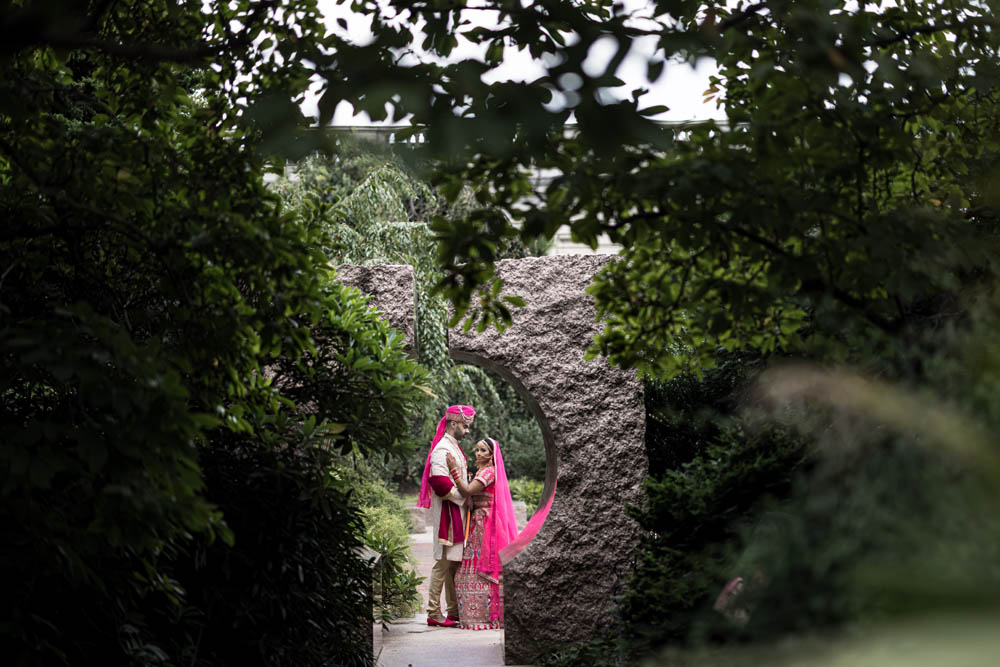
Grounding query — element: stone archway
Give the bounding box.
[339,255,646,664]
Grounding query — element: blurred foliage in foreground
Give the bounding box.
[419,0,1000,385]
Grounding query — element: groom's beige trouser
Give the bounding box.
[427,557,460,620]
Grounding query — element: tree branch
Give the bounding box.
[38,34,233,62]
[723,223,795,260]
[1,0,277,62]
[82,0,119,33]
[870,22,965,49]
[718,2,769,32]
[720,222,901,334]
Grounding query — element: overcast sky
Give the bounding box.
[302,0,726,125]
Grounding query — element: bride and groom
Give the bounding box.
[418,404,524,630]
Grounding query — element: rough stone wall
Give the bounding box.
[340,255,647,664]
[449,255,646,664]
[335,264,417,355]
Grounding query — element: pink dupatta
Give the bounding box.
[499,480,555,565]
[478,438,519,582]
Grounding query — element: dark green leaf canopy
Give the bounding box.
[2,0,429,662]
[306,0,1000,376]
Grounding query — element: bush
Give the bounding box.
[725,410,1000,641]
[619,354,809,659]
[643,352,769,477]
[508,477,544,515]
[157,433,376,667]
[338,458,413,533]
[362,504,423,625]
[625,334,1000,665]
[1,61,431,664]
[337,457,423,623]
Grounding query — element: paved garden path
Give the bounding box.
[375,526,528,667]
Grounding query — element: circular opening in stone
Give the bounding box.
[449,354,557,556]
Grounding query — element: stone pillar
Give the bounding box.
[449,255,646,664]
[335,264,418,357]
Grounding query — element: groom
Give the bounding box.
[417,404,475,627]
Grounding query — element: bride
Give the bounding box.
[445,438,518,630]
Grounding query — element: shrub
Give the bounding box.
[338,458,413,533]
[157,432,376,667]
[362,504,423,625]
[625,338,1000,665]
[2,69,431,664]
[508,477,545,515]
[619,353,809,659]
[338,457,423,623]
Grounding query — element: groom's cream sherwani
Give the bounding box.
[426,431,469,620]
[429,432,467,561]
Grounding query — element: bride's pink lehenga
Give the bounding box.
[455,438,519,631]
[455,467,503,629]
